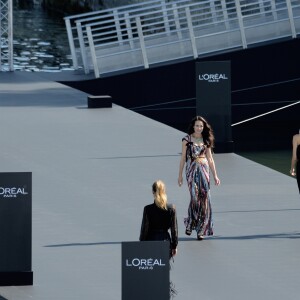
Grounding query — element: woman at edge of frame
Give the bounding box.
[290,132,300,194]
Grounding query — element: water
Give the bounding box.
[13,5,74,72]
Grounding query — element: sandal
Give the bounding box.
[197,234,204,240]
[185,228,192,236]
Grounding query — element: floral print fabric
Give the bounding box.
[183,135,213,236]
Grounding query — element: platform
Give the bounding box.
[0,71,299,300]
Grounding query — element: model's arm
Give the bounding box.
[290,134,299,176]
[170,205,178,257]
[139,207,149,241]
[206,147,220,185]
[178,140,187,186]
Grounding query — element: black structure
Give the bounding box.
[61,38,300,151]
[122,241,170,300]
[87,95,112,108]
[0,172,33,286]
[196,61,233,153]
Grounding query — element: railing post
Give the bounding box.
[258,0,265,15]
[113,9,124,45]
[234,0,248,49]
[125,12,135,49]
[221,0,230,30]
[209,0,218,24]
[270,0,278,21]
[286,0,297,38]
[185,7,198,59]
[161,0,171,35]
[64,18,78,69]
[86,25,100,78]
[173,3,182,40]
[136,16,149,69]
[76,21,90,74]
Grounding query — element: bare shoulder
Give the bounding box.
[293,134,300,144]
[182,136,189,144]
[181,138,188,149]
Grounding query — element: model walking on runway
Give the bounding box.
[178,116,220,240]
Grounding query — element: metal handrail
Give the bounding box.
[81,0,227,43]
[64,0,193,68]
[65,0,300,77]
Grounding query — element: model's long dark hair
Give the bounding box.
[188,116,215,148]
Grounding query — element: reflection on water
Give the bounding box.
[13,5,74,72]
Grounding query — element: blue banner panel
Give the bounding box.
[122,241,169,300]
[0,172,33,286]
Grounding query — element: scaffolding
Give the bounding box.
[0,0,13,71]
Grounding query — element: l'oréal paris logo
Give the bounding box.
[126,258,166,270]
[199,73,228,83]
[0,187,28,198]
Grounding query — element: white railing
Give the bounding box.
[65,0,300,78]
[64,0,183,71]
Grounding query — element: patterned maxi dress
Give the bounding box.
[183,135,213,236]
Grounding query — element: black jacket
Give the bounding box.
[139,203,178,250]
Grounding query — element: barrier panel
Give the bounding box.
[196,61,234,153]
[0,172,33,286]
[87,95,112,108]
[122,241,169,300]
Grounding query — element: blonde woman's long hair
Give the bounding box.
[152,180,168,210]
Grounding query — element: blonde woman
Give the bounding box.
[139,180,178,258]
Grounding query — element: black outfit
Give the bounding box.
[297,145,300,193]
[139,203,178,257]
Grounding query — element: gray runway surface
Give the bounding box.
[0,71,299,300]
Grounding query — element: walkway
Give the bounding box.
[65,0,300,77]
[0,71,299,300]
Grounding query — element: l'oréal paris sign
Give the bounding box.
[0,187,28,198]
[199,73,228,83]
[125,257,166,270]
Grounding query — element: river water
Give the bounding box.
[13,5,73,72]
[12,2,144,72]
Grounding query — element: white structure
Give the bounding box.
[65,0,300,78]
[0,0,13,71]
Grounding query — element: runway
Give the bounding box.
[0,71,299,300]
